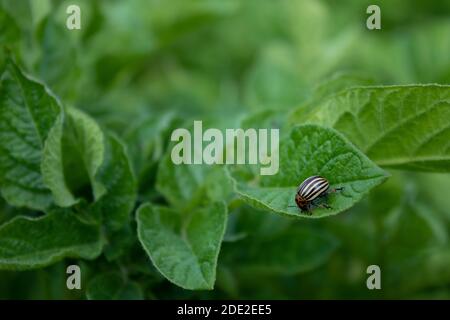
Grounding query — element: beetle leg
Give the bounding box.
[312,203,331,210]
[302,203,313,215]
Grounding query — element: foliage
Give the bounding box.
[0,0,449,299]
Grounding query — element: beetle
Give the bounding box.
[289,175,343,215]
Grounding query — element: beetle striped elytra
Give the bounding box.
[289,175,343,215]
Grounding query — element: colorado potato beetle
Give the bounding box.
[290,175,343,215]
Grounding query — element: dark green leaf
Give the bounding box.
[0,210,103,270]
[223,226,338,275]
[92,134,137,231]
[87,272,143,300]
[0,58,61,210]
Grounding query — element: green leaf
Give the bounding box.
[0,210,103,270]
[0,58,61,210]
[289,85,450,172]
[65,108,106,200]
[311,72,375,101]
[230,124,388,218]
[156,149,211,209]
[223,226,338,275]
[42,107,106,207]
[156,149,232,210]
[87,272,143,300]
[136,202,227,290]
[41,114,75,206]
[92,133,136,231]
[155,119,237,209]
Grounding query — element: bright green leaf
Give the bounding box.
[41,114,75,206]
[311,72,375,101]
[230,124,388,218]
[290,85,450,172]
[42,107,106,207]
[137,202,227,290]
[0,210,103,270]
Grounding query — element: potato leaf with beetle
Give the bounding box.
[229,124,389,218]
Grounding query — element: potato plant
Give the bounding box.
[0,0,449,299]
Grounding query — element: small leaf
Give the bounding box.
[0,58,61,210]
[230,124,388,218]
[41,114,76,206]
[42,107,106,207]
[0,210,103,270]
[136,202,227,290]
[290,85,450,172]
[87,273,143,300]
[64,108,106,200]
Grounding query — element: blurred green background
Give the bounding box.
[0,0,450,299]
